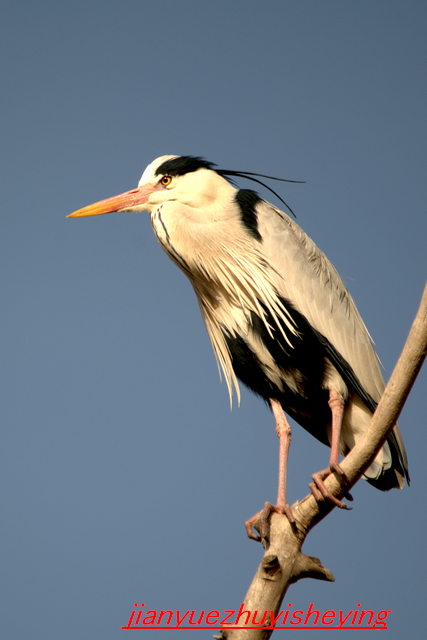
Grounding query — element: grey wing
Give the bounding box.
[256,200,386,404]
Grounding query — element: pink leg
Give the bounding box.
[309,388,352,508]
[272,398,292,509]
[245,399,295,543]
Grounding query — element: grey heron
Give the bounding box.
[68,155,409,541]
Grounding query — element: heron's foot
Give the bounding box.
[309,462,353,509]
[245,501,295,544]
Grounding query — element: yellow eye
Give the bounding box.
[160,176,172,186]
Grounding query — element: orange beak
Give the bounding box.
[67,183,158,218]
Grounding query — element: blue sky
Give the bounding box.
[1,1,426,638]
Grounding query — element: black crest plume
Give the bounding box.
[156,156,304,218]
[217,168,304,218]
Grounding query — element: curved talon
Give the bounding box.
[330,461,349,483]
[309,481,324,502]
[282,503,296,525]
[245,501,294,543]
[245,513,262,542]
[310,464,352,510]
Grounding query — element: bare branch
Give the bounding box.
[220,282,427,640]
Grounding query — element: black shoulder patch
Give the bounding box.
[235,189,262,242]
[155,156,216,177]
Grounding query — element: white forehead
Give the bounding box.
[138,155,179,185]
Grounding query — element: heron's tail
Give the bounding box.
[364,430,410,491]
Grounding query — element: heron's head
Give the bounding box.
[67,155,234,219]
